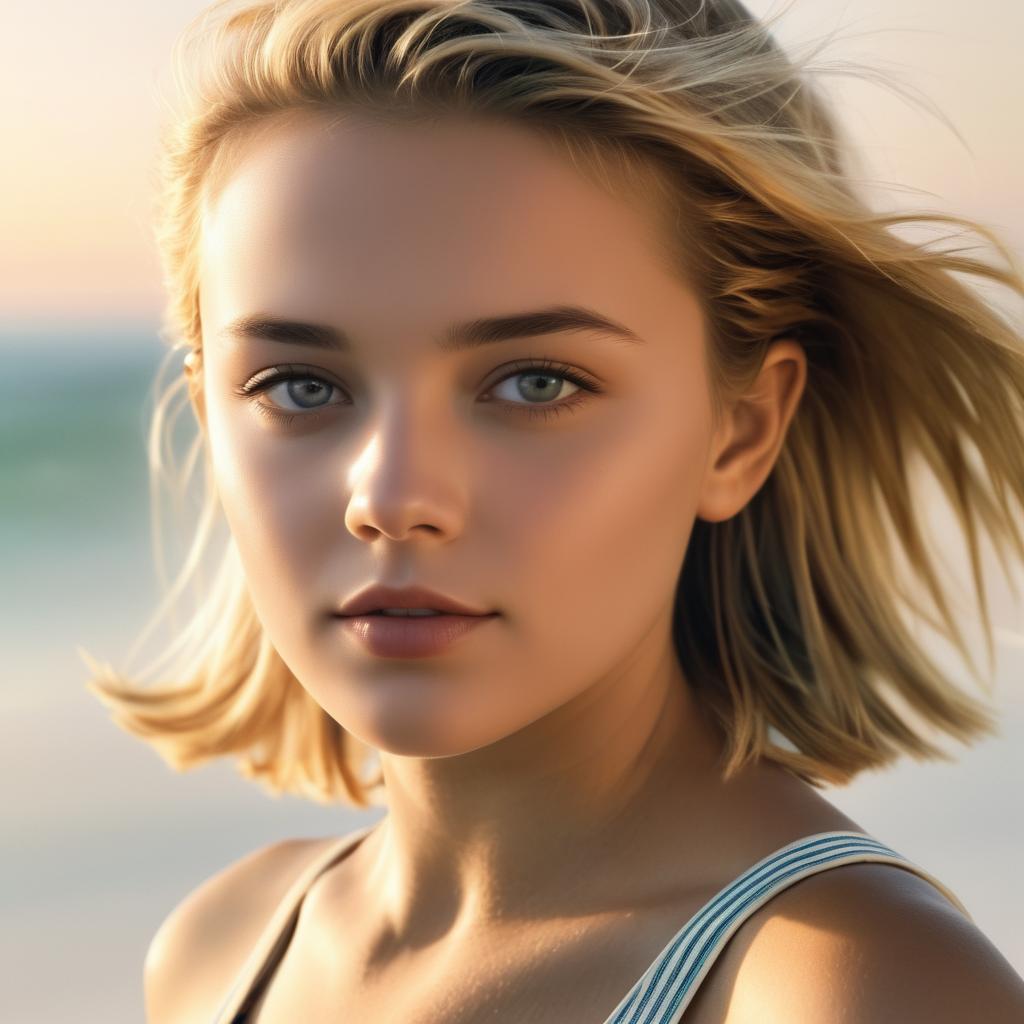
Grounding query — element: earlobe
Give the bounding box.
[694,421,744,524]
[183,349,207,432]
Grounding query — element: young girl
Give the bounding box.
[86,1,1024,1021]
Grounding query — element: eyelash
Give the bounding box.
[234,358,605,428]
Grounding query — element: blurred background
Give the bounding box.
[2,1,1022,1021]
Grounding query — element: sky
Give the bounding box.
[1,0,1022,332]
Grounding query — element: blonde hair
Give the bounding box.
[83,0,1024,806]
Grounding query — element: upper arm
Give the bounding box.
[728,863,1024,1023]
[143,837,330,1024]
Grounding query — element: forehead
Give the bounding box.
[198,109,683,339]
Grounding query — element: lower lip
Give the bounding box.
[335,613,499,658]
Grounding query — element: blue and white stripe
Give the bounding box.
[602,830,966,1024]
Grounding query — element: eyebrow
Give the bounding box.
[217,304,644,352]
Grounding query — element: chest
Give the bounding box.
[242,896,751,1024]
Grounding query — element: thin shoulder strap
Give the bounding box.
[603,830,973,1024]
[211,823,378,1024]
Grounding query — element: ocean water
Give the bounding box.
[1,326,1021,1023]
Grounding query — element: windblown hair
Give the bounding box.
[83,0,1024,806]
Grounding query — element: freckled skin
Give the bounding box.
[186,107,819,972]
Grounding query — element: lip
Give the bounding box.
[336,583,495,618]
[335,612,499,658]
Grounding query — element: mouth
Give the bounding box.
[336,611,497,618]
[332,611,500,657]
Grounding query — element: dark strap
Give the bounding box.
[211,824,378,1024]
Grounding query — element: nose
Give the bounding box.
[343,403,466,543]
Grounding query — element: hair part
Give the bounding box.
[84,0,1024,804]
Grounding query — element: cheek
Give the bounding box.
[205,402,341,616]
[485,392,709,680]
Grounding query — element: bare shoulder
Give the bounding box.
[143,835,337,1024]
[720,861,1024,1023]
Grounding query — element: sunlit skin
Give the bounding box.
[184,106,850,1008]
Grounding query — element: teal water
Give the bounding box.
[0,327,188,677]
[0,327,166,541]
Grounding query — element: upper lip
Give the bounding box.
[336,584,496,617]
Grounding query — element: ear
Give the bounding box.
[183,349,207,432]
[696,339,807,523]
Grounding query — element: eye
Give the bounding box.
[485,358,604,422]
[234,364,345,427]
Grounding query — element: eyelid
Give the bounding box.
[485,356,601,390]
[238,357,603,395]
[237,362,336,394]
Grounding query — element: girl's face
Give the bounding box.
[192,109,752,758]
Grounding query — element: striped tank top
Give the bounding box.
[212,826,972,1023]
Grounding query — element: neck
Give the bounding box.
[353,639,735,943]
